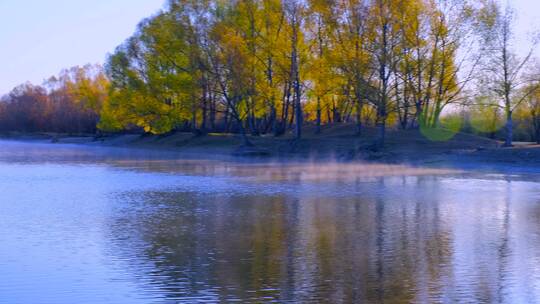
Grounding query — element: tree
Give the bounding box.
[368,0,402,147]
[284,0,306,140]
[477,1,539,147]
[0,66,107,134]
[329,0,374,135]
[102,9,198,134]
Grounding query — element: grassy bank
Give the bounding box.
[7,124,536,170]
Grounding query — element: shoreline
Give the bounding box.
[2,127,540,174]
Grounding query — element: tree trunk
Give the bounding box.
[315,96,321,134]
[290,5,302,140]
[239,121,253,147]
[201,95,207,133]
[355,99,362,135]
[294,91,302,140]
[377,116,386,148]
[223,105,229,133]
[281,81,291,135]
[534,116,540,144]
[191,109,198,134]
[248,109,258,136]
[209,100,216,131]
[504,110,513,147]
[269,105,277,135]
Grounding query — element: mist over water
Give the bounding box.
[1,140,540,303]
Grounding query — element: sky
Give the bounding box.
[0,0,165,95]
[513,0,540,41]
[0,0,539,95]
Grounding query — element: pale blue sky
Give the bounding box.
[0,0,538,95]
[0,0,164,94]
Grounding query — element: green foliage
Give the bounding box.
[469,103,503,134]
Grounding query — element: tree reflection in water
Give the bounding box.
[105,176,540,303]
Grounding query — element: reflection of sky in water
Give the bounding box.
[1,140,540,303]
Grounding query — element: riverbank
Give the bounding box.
[2,125,540,171]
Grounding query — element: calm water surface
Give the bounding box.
[1,140,540,303]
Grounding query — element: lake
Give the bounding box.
[1,140,540,303]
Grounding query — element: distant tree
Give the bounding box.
[0,65,107,134]
[0,83,48,132]
[476,1,539,147]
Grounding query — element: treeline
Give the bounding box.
[0,65,107,134]
[2,0,540,146]
[100,0,481,147]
